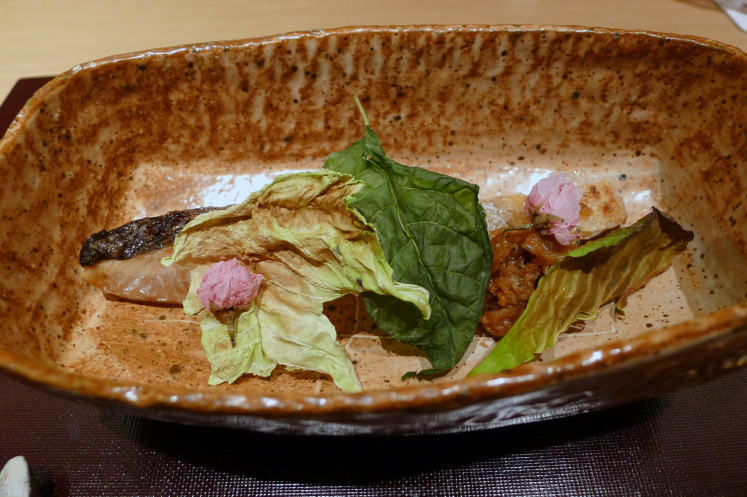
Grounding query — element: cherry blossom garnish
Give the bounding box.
[197,258,263,346]
[508,172,583,245]
[198,258,263,311]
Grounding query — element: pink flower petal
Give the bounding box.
[548,225,581,245]
[524,172,583,245]
[197,258,263,310]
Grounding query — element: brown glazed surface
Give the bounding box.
[0,25,745,435]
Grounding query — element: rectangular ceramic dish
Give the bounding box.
[0,25,745,435]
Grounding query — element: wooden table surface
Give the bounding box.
[1,0,746,102]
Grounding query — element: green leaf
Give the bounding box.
[163,171,431,392]
[469,208,693,376]
[323,114,493,377]
[198,305,275,384]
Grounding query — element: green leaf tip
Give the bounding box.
[353,95,370,127]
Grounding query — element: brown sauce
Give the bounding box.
[481,229,574,337]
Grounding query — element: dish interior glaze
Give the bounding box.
[0,25,745,434]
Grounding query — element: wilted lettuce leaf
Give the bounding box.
[469,208,693,376]
[163,171,431,392]
[323,107,492,377]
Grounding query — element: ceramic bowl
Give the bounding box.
[1,25,745,435]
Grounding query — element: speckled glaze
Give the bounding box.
[0,25,745,435]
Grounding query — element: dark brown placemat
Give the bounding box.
[2,78,746,497]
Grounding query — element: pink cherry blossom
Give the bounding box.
[197,258,263,311]
[524,172,583,245]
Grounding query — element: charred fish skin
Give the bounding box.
[79,207,218,266]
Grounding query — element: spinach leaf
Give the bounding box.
[323,102,492,377]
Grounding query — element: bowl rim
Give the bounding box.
[4,22,747,143]
[1,24,746,419]
[1,304,745,415]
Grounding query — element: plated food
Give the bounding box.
[78,107,693,393]
[0,25,745,434]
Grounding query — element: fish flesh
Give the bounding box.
[80,246,190,303]
[79,207,216,303]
